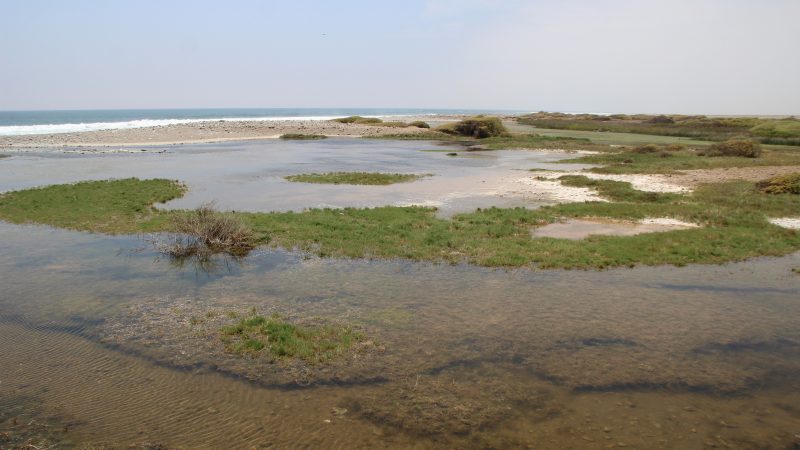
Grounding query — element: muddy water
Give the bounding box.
[1,221,799,449]
[0,139,593,217]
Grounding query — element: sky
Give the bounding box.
[1,0,798,114]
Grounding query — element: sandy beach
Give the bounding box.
[0,118,442,149]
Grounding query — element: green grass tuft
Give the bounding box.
[285,172,430,185]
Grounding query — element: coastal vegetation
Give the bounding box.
[285,172,430,185]
[517,112,800,146]
[331,116,429,129]
[0,178,184,233]
[560,144,800,174]
[756,172,800,195]
[2,177,798,269]
[220,312,365,361]
[280,133,327,140]
[697,139,762,158]
[156,204,255,259]
[436,116,508,138]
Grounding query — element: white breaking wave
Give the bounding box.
[0,116,350,136]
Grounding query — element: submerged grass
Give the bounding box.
[2,178,799,269]
[285,172,430,185]
[220,312,364,361]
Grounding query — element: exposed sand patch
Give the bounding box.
[769,217,800,229]
[532,217,699,240]
[664,166,800,188]
[530,170,690,193]
[513,175,606,203]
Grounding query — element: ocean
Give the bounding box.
[0,108,523,136]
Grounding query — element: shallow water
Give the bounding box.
[1,140,800,448]
[1,221,799,449]
[0,139,592,217]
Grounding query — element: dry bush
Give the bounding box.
[156,204,255,260]
[697,139,762,158]
[756,173,800,194]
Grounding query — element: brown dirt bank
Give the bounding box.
[0,119,436,148]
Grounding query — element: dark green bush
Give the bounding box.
[436,116,508,139]
[631,144,660,153]
[409,121,430,129]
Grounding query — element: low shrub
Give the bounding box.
[631,144,660,153]
[436,116,508,139]
[698,139,762,158]
[409,121,430,128]
[756,173,800,194]
[158,204,256,259]
[646,115,675,124]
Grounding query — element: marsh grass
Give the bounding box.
[0,178,184,233]
[560,147,800,174]
[280,133,327,140]
[518,113,800,146]
[220,312,364,361]
[3,178,800,269]
[285,172,430,185]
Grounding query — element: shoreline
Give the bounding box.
[0,117,471,149]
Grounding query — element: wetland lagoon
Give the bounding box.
[1,137,800,449]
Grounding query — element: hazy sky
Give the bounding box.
[1,0,798,114]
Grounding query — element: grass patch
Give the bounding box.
[518,112,800,146]
[560,146,800,174]
[285,172,430,185]
[280,133,327,140]
[220,312,364,361]
[0,178,185,233]
[3,178,800,269]
[332,116,383,124]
